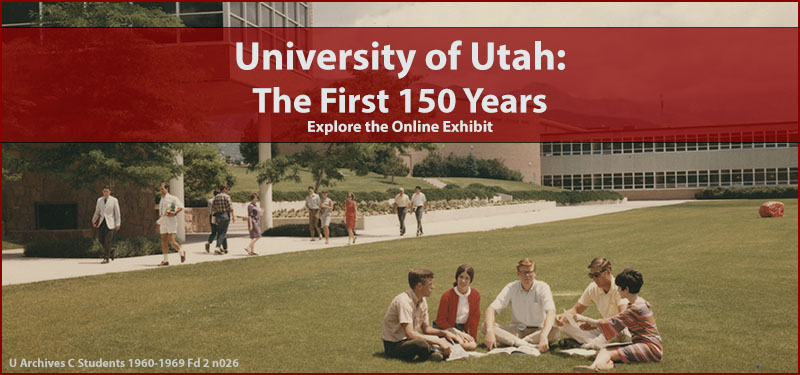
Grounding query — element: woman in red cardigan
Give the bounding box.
[434,264,481,351]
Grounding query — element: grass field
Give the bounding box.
[2,200,797,373]
[228,166,437,194]
[2,241,23,250]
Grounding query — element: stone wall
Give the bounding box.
[3,173,158,242]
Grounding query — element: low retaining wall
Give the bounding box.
[364,201,556,229]
[620,189,703,200]
[558,198,627,206]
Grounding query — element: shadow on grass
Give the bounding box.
[372,351,430,363]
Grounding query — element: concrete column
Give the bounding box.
[170,151,186,242]
[258,142,273,230]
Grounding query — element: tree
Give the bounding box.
[240,142,281,168]
[183,144,236,206]
[35,2,185,27]
[3,143,185,191]
[465,152,479,177]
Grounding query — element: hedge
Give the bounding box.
[695,186,798,200]
[263,223,352,237]
[260,185,624,206]
[413,153,524,181]
[24,236,166,259]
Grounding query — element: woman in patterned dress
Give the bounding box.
[245,192,262,256]
[573,268,662,372]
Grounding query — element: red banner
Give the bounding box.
[2,28,797,142]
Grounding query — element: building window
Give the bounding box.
[656,172,665,189]
[634,172,644,189]
[790,168,798,185]
[665,171,676,188]
[2,2,39,25]
[542,143,552,156]
[778,168,788,185]
[687,171,698,188]
[645,172,654,189]
[766,168,777,185]
[543,175,552,187]
[720,169,731,186]
[676,171,687,188]
[731,169,742,186]
[603,173,612,190]
[743,169,753,186]
[698,170,709,187]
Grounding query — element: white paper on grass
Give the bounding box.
[446,344,489,361]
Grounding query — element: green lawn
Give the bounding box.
[228,166,437,194]
[2,241,23,250]
[2,200,797,372]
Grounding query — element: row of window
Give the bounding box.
[542,168,798,190]
[542,141,797,157]
[2,2,308,28]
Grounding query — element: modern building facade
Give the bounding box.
[2,2,309,28]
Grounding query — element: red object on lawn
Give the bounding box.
[759,202,785,218]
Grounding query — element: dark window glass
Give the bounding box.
[603,174,612,190]
[778,168,788,184]
[766,168,777,185]
[656,172,665,189]
[731,169,742,185]
[743,169,753,186]
[666,172,676,188]
[613,173,623,190]
[2,2,38,24]
[553,176,562,188]
[563,175,572,190]
[135,2,176,14]
[790,168,798,185]
[710,170,719,186]
[633,142,643,153]
[562,143,571,154]
[721,170,731,186]
[645,172,654,189]
[602,142,612,155]
[181,13,223,28]
[593,174,602,190]
[698,171,709,186]
[181,2,222,13]
[634,173,644,189]
[542,143,552,156]
[543,176,552,187]
[623,173,633,189]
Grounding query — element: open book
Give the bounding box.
[487,345,541,356]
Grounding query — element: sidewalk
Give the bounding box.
[2,200,690,285]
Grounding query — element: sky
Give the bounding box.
[311,2,798,27]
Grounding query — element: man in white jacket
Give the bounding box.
[92,185,121,264]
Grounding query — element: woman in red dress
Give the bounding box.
[345,192,358,244]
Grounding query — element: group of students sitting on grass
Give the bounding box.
[381,257,661,372]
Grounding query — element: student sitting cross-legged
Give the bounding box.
[573,268,663,372]
[381,269,460,362]
[433,264,481,351]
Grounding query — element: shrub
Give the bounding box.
[24,236,165,258]
[263,223,352,237]
[695,186,798,199]
[510,190,624,204]
[230,191,253,203]
[412,153,523,181]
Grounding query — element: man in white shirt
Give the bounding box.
[382,268,459,361]
[157,182,184,266]
[393,188,411,236]
[411,186,427,236]
[91,185,121,264]
[555,257,632,348]
[305,186,322,241]
[483,258,560,353]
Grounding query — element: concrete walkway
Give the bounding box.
[2,200,690,286]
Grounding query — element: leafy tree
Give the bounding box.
[35,2,185,27]
[240,142,281,168]
[3,143,184,191]
[183,144,236,205]
[465,152,479,177]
